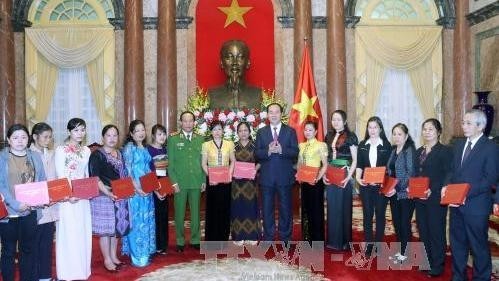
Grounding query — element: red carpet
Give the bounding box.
[3,196,499,280]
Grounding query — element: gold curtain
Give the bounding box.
[25,26,115,127]
[355,26,442,131]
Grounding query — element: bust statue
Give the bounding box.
[209,40,262,110]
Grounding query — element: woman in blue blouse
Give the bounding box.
[122,120,156,267]
[385,123,416,263]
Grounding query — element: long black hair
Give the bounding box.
[330,109,350,134]
[363,116,389,144]
[392,123,415,151]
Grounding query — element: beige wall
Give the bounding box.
[470,15,499,135]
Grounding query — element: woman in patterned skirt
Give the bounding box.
[230,122,260,245]
[89,125,130,272]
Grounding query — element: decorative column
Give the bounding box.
[0,0,16,146]
[124,0,145,125]
[157,0,177,134]
[326,0,347,115]
[293,0,312,88]
[453,0,471,136]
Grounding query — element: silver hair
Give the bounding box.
[465,109,487,128]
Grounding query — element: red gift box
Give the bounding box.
[296,165,320,185]
[208,166,231,184]
[233,161,256,180]
[47,178,72,202]
[14,181,50,206]
[440,183,470,205]
[0,199,8,219]
[139,172,160,193]
[157,177,175,197]
[325,165,346,187]
[363,167,386,184]
[111,177,135,199]
[71,177,99,199]
[379,176,399,196]
[408,177,430,199]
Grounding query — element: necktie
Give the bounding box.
[461,141,472,165]
[273,127,278,142]
[186,133,191,141]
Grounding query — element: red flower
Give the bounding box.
[243,108,250,115]
[223,109,230,115]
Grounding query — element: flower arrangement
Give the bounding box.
[184,87,288,141]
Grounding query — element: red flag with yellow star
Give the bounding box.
[196,0,274,89]
[289,44,324,143]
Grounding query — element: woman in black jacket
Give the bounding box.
[355,116,392,256]
[414,118,452,277]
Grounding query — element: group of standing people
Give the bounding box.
[0,118,171,281]
[0,105,496,281]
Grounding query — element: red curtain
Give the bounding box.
[195,0,275,89]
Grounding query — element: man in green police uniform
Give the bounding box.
[168,111,206,252]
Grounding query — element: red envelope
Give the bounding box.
[440,183,470,205]
[208,166,231,184]
[233,161,256,180]
[139,172,160,193]
[14,181,50,206]
[325,165,346,187]
[157,177,175,197]
[71,177,99,199]
[408,177,430,199]
[47,178,72,202]
[111,177,135,199]
[363,167,386,184]
[296,165,320,185]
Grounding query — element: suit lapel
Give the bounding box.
[460,136,486,169]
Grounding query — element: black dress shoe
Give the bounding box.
[191,244,200,250]
[176,245,184,252]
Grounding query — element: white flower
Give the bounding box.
[223,127,233,138]
[236,111,246,118]
[258,123,266,129]
[233,121,239,130]
[198,122,208,134]
[227,112,236,121]
[246,114,255,122]
[193,110,201,117]
[218,112,227,122]
[204,111,213,120]
[259,111,267,119]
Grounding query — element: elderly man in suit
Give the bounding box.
[255,103,299,243]
[443,109,498,281]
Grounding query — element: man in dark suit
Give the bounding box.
[255,103,298,243]
[444,109,498,281]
